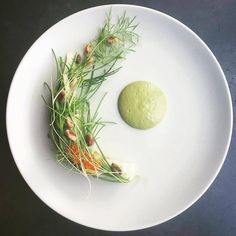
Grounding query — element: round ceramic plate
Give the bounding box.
[6,4,233,231]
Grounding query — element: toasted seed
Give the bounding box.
[65,129,76,142]
[111,163,122,175]
[87,56,94,65]
[85,133,94,146]
[58,90,66,101]
[65,117,74,128]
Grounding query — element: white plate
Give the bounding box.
[6,4,233,231]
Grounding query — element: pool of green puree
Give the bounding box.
[118,81,167,129]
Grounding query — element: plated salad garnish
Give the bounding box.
[43,10,139,183]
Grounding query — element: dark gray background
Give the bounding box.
[1,0,235,235]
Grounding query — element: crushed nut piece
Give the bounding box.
[65,117,74,128]
[84,43,93,55]
[111,163,122,175]
[65,129,76,142]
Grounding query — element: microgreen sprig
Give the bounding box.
[43,10,139,183]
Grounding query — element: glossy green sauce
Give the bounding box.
[118,81,167,129]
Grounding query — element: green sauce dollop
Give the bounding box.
[118,81,167,129]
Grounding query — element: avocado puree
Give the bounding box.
[118,81,167,129]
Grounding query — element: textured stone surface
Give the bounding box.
[0,1,235,235]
